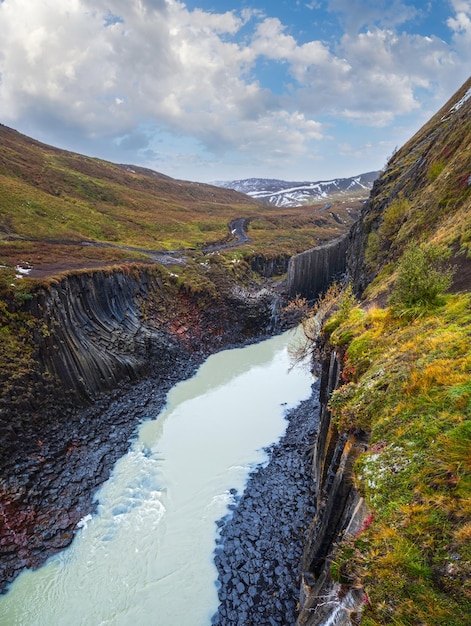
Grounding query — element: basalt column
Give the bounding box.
[287,234,349,299]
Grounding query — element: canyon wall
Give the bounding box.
[31,270,170,399]
[28,266,279,400]
[250,253,290,278]
[295,79,471,625]
[296,347,369,625]
[287,234,349,299]
[0,244,358,597]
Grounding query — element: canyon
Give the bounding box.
[1,76,471,625]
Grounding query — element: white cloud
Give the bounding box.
[0,0,469,181]
[449,0,471,12]
[448,0,471,41]
[251,17,349,81]
[0,1,260,138]
[331,29,448,120]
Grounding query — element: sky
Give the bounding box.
[0,1,470,183]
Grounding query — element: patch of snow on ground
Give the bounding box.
[15,265,32,278]
[450,87,471,112]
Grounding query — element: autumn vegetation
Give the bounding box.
[295,79,471,625]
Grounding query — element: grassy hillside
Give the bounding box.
[310,77,471,624]
[325,294,471,625]
[0,124,362,275]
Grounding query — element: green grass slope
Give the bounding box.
[312,77,471,624]
[351,77,471,301]
[0,124,258,249]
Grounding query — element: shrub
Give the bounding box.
[389,243,454,314]
[378,198,410,241]
[289,283,357,368]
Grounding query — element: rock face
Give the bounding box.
[250,254,290,278]
[287,234,349,299]
[26,267,281,401]
[32,270,169,398]
[296,348,369,625]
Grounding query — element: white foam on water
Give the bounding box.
[76,514,92,530]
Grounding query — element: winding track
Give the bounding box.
[16,218,251,278]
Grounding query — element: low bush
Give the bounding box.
[389,242,455,314]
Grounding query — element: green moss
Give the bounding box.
[0,269,39,408]
[365,231,380,266]
[428,159,446,182]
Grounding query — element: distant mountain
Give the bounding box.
[213,171,379,207]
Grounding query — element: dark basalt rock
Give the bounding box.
[212,387,319,626]
[295,348,369,626]
[287,234,349,299]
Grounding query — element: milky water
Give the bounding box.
[0,328,313,626]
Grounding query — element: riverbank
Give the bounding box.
[212,381,320,625]
[0,350,205,593]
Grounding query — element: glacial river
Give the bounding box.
[0,329,313,626]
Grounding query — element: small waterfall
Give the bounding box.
[322,588,365,626]
[268,294,281,332]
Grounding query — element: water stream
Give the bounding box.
[0,328,313,626]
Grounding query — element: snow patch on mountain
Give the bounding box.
[212,172,379,207]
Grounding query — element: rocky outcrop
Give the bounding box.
[26,266,281,401]
[287,235,349,299]
[31,270,171,398]
[296,348,369,626]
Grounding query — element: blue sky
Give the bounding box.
[0,0,469,183]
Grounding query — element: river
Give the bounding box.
[0,328,313,626]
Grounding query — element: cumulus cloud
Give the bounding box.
[448,0,471,45]
[0,0,469,180]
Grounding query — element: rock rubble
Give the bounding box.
[212,383,319,626]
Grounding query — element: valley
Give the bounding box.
[0,76,470,626]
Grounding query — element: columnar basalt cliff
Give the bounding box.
[31,266,283,399]
[32,270,169,398]
[287,234,349,299]
[0,264,280,591]
[250,253,290,278]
